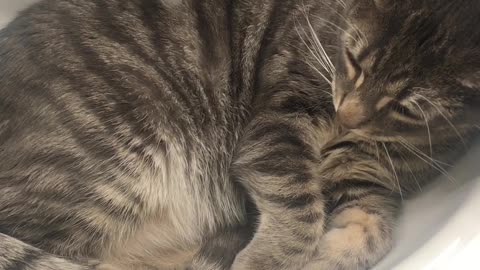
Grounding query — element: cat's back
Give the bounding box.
[0,0,245,264]
[0,0,235,129]
[0,0,237,170]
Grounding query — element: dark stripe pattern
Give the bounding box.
[0,0,479,270]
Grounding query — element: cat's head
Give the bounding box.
[333,0,480,144]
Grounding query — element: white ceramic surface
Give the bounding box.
[1,1,479,269]
[0,0,38,28]
[374,141,480,270]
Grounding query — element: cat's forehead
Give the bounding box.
[345,0,480,44]
[343,1,480,74]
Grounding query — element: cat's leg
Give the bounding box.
[231,115,327,270]
[231,112,402,270]
[304,181,399,270]
[302,140,402,270]
[187,224,254,270]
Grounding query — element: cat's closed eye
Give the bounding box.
[389,101,422,121]
[344,48,362,82]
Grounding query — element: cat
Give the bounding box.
[0,0,479,270]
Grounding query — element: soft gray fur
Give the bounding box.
[0,0,479,270]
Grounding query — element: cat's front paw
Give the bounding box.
[302,225,371,270]
[303,208,393,270]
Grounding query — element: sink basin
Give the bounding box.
[375,141,480,270]
[1,1,479,269]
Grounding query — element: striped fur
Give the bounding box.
[0,0,246,269]
[0,0,479,270]
[0,233,94,269]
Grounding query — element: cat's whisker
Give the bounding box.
[311,15,364,49]
[294,20,333,86]
[411,100,433,158]
[373,142,398,193]
[398,153,423,192]
[382,142,403,201]
[305,59,333,87]
[297,5,334,75]
[305,40,334,80]
[318,2,368,47]
[414,93,467,147]
[352,24,368,48]
[400,142,456,183]
[301,10,336,75]
[398,137,452,167]
[301,59,334,91]
[374,142,381,163]
[398,140,456,183]
[332,0,347,8]
[308,29,336,75]
[312,33,336,76]
[290,42,334,89]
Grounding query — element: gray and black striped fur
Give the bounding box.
[0,0,479,269]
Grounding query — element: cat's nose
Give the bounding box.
[336,95,371,129]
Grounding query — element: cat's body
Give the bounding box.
[1,0,249,268]
[1,0,479,270]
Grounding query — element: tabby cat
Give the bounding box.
[0,0,479,269]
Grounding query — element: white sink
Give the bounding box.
[1,1,479,269]
[0,0,38,28]
[375,141,480,270]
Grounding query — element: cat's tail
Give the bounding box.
[0,233,95,270]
